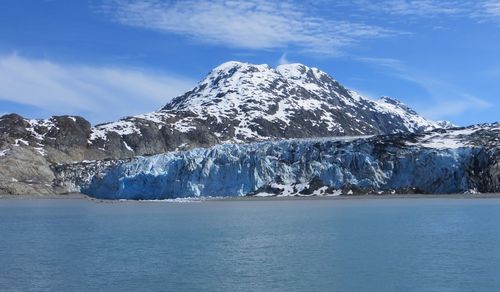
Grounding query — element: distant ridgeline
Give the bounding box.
[1,61,498,197]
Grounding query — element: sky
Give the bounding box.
[0,0,499,126]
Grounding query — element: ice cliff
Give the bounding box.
[58,124,499,199]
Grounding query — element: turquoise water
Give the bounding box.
[1,198,500,291]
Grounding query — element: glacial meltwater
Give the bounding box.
[1,197,500,291]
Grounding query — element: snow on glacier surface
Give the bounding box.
[82,133,481,200]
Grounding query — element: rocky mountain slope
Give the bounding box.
[0,61,453,195]
[55,123,500,199]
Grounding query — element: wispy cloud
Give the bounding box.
[98,0,400,54]
[278,53,289,65]
[358,0,470,17]
[344,0,500,22]
[357,57,492,121]
[483,0,500,17]
[357,57,406,71]
[422,94,492,118]
[0,54,195,124]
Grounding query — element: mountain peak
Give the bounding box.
[213,61,244,70]
[276,63,308,73]
[276,63,318,76]
[211,61,271,74]
[207,61,334,86]
[154,60,449,143]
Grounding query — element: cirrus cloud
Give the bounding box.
[357,57,493,121]
[98,0,400,55]
[338,0,500,22]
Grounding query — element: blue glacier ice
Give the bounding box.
[78,133,497,199]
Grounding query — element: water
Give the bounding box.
[1,198,500,291]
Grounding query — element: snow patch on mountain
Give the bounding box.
[91,120,141,141]
[408,123,499,149]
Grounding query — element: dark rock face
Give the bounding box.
[0,114,91,148]
[44,116,92,149]
[0,114,32,147]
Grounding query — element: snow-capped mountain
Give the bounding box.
[89,61,449,153]
[56,123,500,199]
[1,61,450,164]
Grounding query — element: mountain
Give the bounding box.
[1,62,449,161]
[88,61,449,155]
[56,123,500,199]
[0,61,453,195]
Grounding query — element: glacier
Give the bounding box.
[70,125,499,200]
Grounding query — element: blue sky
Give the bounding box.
[0,0,499,126]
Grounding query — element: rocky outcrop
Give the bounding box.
[0,147,55,195]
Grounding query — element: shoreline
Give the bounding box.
[2,192,500,201]
[0,193,91,200]
[214,193,500,201]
